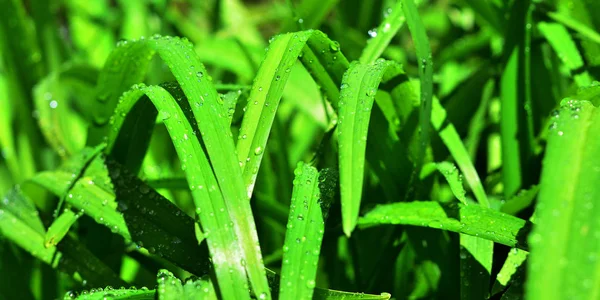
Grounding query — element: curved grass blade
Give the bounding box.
[338,59,404,236]
[156,269,217,300]
[64,287,155,300]
[360,1,406,64]
[538,22,592,87]
[105,83,252,299]
[94,35,273,298]
[401,0,433,168]
[358,201,529,250]
[237,30,348,198]
[279,163,335,300]
[527,100,600,299]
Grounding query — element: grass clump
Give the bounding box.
[1,0,600,299]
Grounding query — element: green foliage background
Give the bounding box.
[1,0,600,299]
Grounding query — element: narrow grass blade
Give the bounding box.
[358,201,529,250]
[360,1,406,64]
[105,83,253,298]
[237,30,348,198]
[338,59,404,236]
[64,287,156,300]
[500,0,536,198]
[538,22,592,87]
[527,100,600,299]
[431,98,489,207]
[44,209,80,248]
[501,185,539,215]
[401,0,433,168]
[157,269,217,300]
[279,163,335,300]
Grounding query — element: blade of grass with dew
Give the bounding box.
[63,287,156,300]
[360,1,406,64]
[492,248,528,296]
[300,31,350,111]
[313,289,391,300]
[401,0,433,169]
[279,163,336,300]
[337,59,404,236]
[431,97,489,207]
[526,100,600,299]
[538,22,592,87]
[94,35,272,298]
[236,30,349,197]
[358,201,529,250]
[156,269,218,300]
[104,83,250,298]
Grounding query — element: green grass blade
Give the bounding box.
[527,100,600,299]
[338,59,404,236]
[279,163,335,300]
[358,201,529,250]
[492,248,528,296]
[236,30,348,198]
[431,98,489,207]
[157,269,217,300]
[360,1,406,64]
[105,83,252,298]
[538,22,592,87]
[401,0,433,168]
[236,31,310,196]
[64,287,156,300]
[421,162,467,205]
[500,0,536,198]
[501,185,539,215]
[44,209,80,248]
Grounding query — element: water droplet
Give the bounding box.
[196,71,204,78]
[306,280,316,288]
[49,100,58,109]
[368,29,378,38]
[254,146,263,155]
[159,111,171,120]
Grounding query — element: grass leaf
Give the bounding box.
[527,100,600,299]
